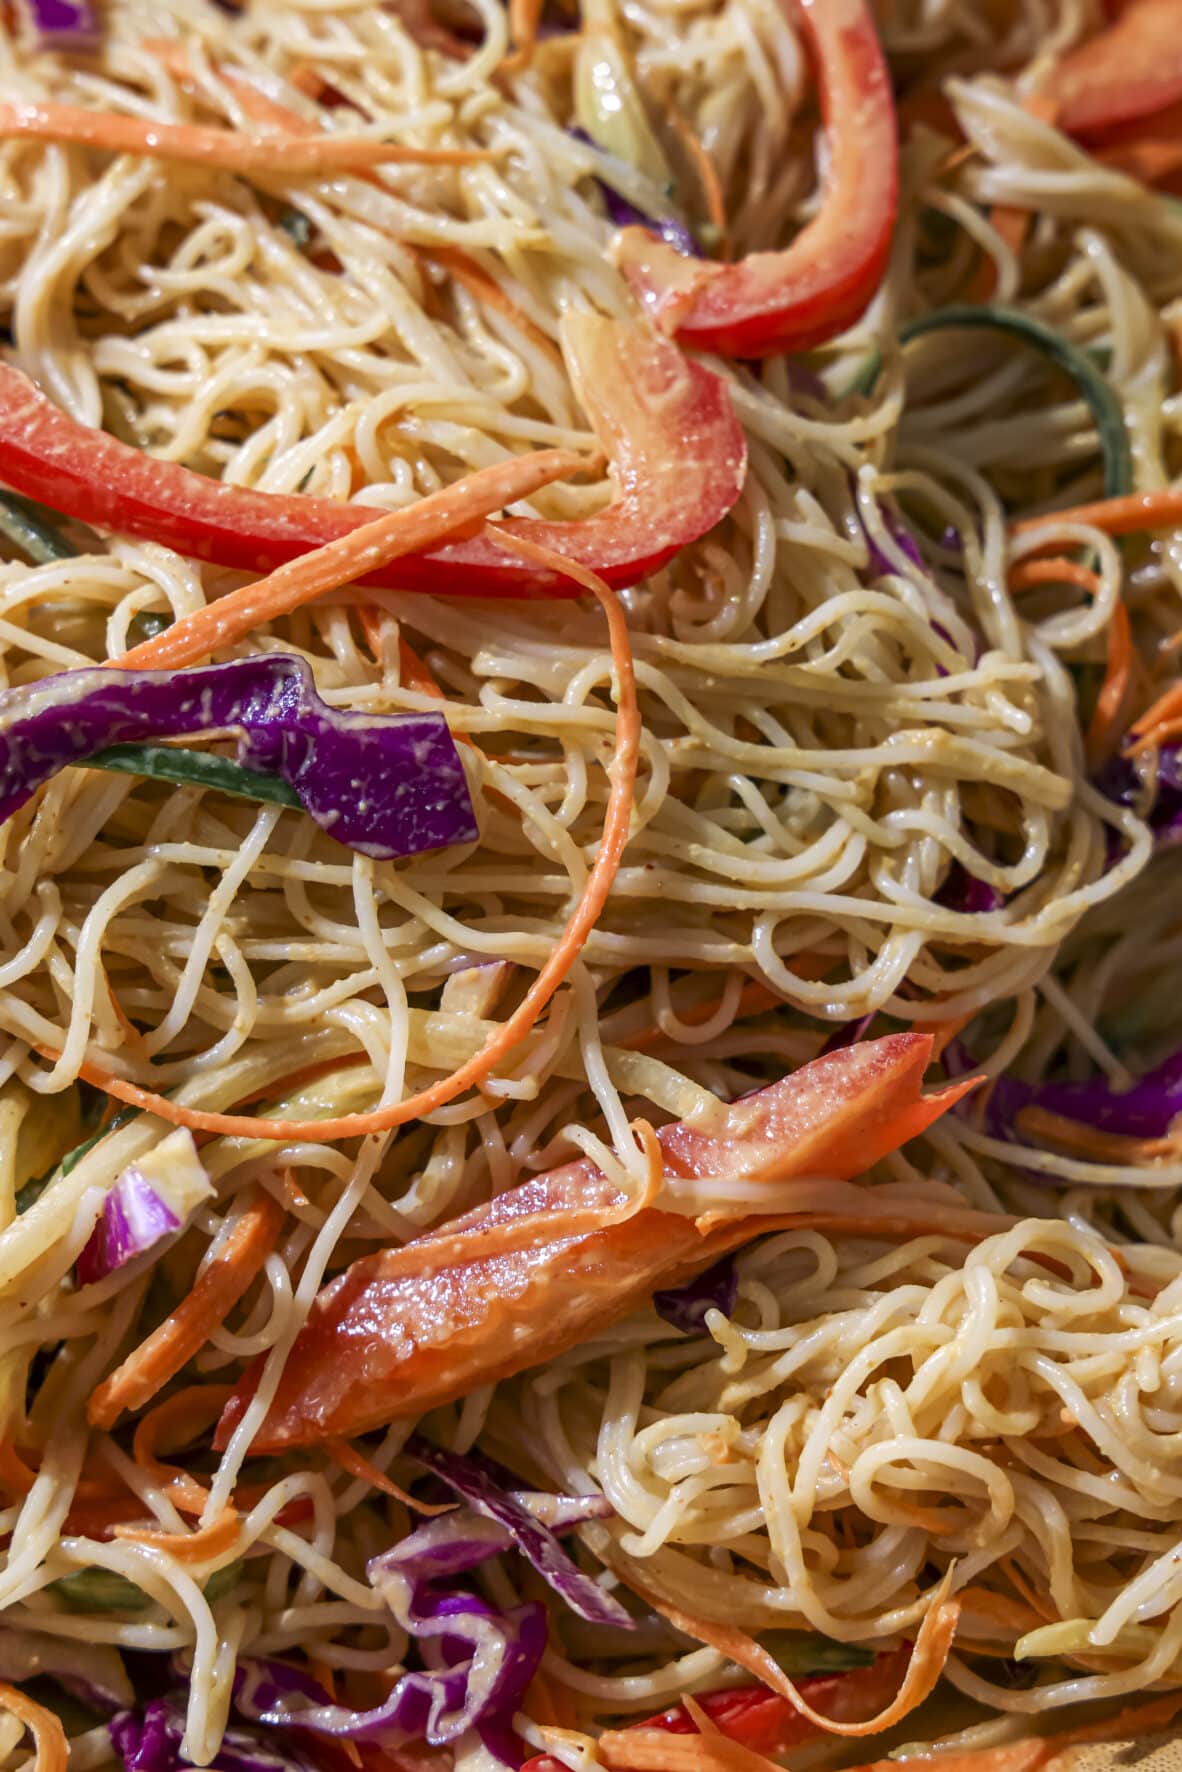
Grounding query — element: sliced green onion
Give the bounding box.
[847,305,1133,499]
[16,1106,142,1214]
[0,492,79,564]
[759,1632,874,1674]
[84,744,302,810]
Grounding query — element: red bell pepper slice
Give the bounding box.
[614,0,898,358]
[520,1650,911,1770]
[1043,0,1182,138]
[0,316,745,599]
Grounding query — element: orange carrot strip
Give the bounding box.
[397,634,446,698]
[88,1191,284,1430]
[614,1575,959,1738]
[0,1439,36,1498]
[427,245,561,360]
[1008,556,1101,596]
[115,1503,240,1563]
[504,0,545,67]
[55,541,638,1145]
[0,100,496,171]
[1012,485,1182,540]
[324,1437,454,1513]
[112,447,591,673]
[131,1386,233,1515]
[615,980,787,1052]
[963,203,1031,303]
[1087,598,1134,765]
[0,1684,67,1772]
[600,1699,783,1772]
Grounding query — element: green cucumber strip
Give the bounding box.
[758,1631,874,1674]
[50,1558,241,1613]
[84,744,302,810]
[0,492,79,564]
[844,304,1132,498]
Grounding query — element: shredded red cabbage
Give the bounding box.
[232,1513,545,1766]
[653,1254,738,1332]
[0,655,477,860]
[569,129,700,257]
[110,1700,316,1772]
[946,1040,1182,1145]
[76,1175,179,1288]
[1096,743,1182,848]
[935,863,1006,915]
[27,0,99,48]
[404,1434,632,1627]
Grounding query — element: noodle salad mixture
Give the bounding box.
[7,0,1182,1768]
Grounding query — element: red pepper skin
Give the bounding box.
[615,0,898,359]
[520,1650,910,1771]
[1044,0,1182,138]
[0,318,745,599]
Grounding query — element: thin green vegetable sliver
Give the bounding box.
[848,304,1134,499]
[84,743,302,810]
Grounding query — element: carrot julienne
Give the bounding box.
[1012,485,1182,540]
[60,535,638,1142]
[88,1189,285,1429]
[0,1682,68,1772]
[113,446,592,673]
[114,1503,241,1563]
[0,100,497,171]
[1009,556,1133,764]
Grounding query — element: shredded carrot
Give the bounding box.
[88,1190,285,1430]
[1009,557,1133,766]
[837,1693,1182,1772]
[957,1585,1044,1634]
[613,1573,959,1737]
[427,245,564,361]
[1129,679,1182,751]
[964,203,1031,302]
[616,980,786,1053]
[0,1438,36,1498]
[1014,1102,1173,1166]
[1012,484,1182,541]
[0,100,497,171]
[663,101,729,258]
[112,447,590,675]
[503,0,545,68]
[925,1011,974,1062]
[524,1669,580,1733]
[115,1502,241,1563]
[0,1682,68,1772]
[60,539,638,1145]
[103,966,150,1060]
[397,633,446,698]
[1000,1555,1057,1624]
[325,1436,454,1513]
[132,1385,233,1515]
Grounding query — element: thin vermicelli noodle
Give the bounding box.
[1,2,1182,1771]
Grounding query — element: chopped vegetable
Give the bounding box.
[404,1433,633,1625]
[0,655,478,862]
[26,0,100,51]
[76,1127,212,1287]
[216,1035,977,1450]
[111,1696,318,1772]
[521,1652,911,1772]
[234,1513,547,1766]
[0,1685,67,1772]
[0,316,745,598]
[934,863,1006,914]
[653,1253,738,1331]
[574,11,676,195]
[89,1187,284,1431]
[615,0,898,357]
[51,540,640,1144]
[570,129,700,256]
[860,307,1133,500]
[50,1560,241,1615]
[0,491,77,563]
[956,1037,1182,1144]
[0,101,497,171]
[86,745,302,811]
[1042,0,1182,138]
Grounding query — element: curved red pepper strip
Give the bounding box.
[521,1650,911,1770]
[1043,0,1182,139]
[615,0,898,359]
[0,317,745,599]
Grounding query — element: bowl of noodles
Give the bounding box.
[3,1,1182,1769]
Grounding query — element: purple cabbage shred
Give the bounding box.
[76,1172,180,1288]
[935,862,1006,915]
[28,0,100,48]
[653,1254,738,1332]
[0,654,477,860]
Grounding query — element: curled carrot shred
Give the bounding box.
[113,446,593,674]
[1009,557,1133,765]
[324,1437,454,1513]
[115,1502,241,1563]
[0,99,496,171]
[1012,484,1182,541]
[616,1573,960,1738]
[0,1684,67,1772]
[598,1697,783,1772]
[59,540,639,1144]
[89,1190,284,1430]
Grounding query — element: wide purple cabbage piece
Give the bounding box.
[29,0,100,47]
[76,1128,212,1288]
[0,654,477,860]
[404,1434,632,1627]
[653,1253,738,1332]
[946,1039,1182,1145]
[235,1512,545,1766]
[110,1698,315,1772]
